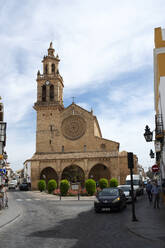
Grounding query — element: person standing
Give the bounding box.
[0,185,3,210]
[151,181,161,208]
[146,180,152,202]
[0,184,8,208]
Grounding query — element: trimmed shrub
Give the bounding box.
[48,179,57,194]
[38,180,46,192]
[109,178,118,187]
[60,179,70,196]
[99,178,108,189]
[85,179,96,196]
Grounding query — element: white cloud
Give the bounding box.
[0,0,164,170]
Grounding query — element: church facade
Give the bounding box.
[25,43,138,190]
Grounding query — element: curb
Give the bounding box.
[127,226,165,243]
[0,193,23,230]
[0,213,21,229]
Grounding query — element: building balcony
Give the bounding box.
[155,114,164,140]
[37,73,63,81]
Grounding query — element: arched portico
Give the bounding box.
[61,164,85,186]
[40,167,58,186]
[88,163,110,182]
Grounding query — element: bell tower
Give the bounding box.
[34,42,64,109]
[34,43,64,153]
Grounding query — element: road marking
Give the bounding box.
[16,198,41,202]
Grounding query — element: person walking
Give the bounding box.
[146,180,152,202]
[0,185,3,210]
[0,184,8,208]
[151,181,161,208]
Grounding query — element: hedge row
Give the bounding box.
[38,178,118,196]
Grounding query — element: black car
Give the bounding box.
[94,187,127,213]
[19,182,29,191]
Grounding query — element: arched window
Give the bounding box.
[50,84,54,101]
[42,85,46,101]
[51,64,55,73]
[45,64,48,74]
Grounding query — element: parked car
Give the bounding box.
[8,180,17,190]
[19,182,29,191]
[117,185,137,203]
[94,187,127,213]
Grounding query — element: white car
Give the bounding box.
[8,180,17,190]
[118,185,137,203]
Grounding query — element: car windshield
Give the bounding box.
[99,188,119,196]
[126,180,139,186]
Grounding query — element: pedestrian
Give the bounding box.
[146,180,152,202]
[151,181,161,208]
[0,184,8,208]
[0,185,3,210]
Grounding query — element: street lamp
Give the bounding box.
[150,149,154,159]
[144,125,153,142]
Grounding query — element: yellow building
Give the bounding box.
[154,27,165,181]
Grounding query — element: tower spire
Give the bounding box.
[48,41,55,56]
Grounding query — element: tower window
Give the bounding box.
[84,145,87,152]
[62,146,64,152]
[50,84,54,101]
[42,85,46,102]
[49,140,52,144]
[101,143,106,150]
[45,64,48,74]
[52,64,55,73]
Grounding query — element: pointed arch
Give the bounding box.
[51,63,55,73]
[50,84,54,101]
[40,167,58,186]
[45,64,48,74]
[61,164,85,186]
[88,163,110,181]
[42,85,46,101]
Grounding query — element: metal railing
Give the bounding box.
[155,114,164,138]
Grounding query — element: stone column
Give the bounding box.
[31,161,40,190]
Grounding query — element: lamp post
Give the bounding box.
[127,152,138,222]
[150,149,154,159]
[144,125,153,142]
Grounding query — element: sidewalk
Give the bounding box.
[0,192,22,229]
[30,190,96,200]
[127,195,165,243]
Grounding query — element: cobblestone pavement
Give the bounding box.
[0,191,164,248]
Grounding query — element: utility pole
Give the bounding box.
[127,152,138,222]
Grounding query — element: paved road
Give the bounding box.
[0,191,164,248]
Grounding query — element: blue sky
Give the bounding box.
[1,0,164,171]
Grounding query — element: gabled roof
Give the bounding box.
[62,102,92,115]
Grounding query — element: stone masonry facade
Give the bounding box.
[25,43,138,190]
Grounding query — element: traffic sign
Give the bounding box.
[152,164,159,173]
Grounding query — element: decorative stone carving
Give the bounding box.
[61,115,86,140]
